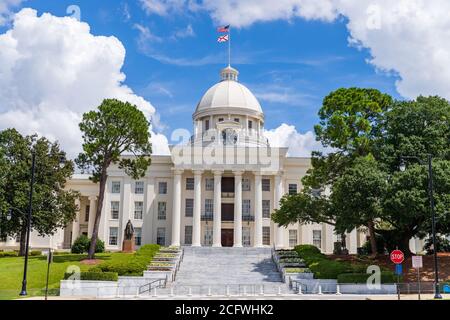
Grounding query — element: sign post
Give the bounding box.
[391,250,404,300]
[412,256,423,300]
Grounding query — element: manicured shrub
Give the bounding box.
[64,271,118,281]
[308,259,354,279]
[30,250,42,256]
[0,251,17,258]
[337,272,397,284]
[295,244,322,256]
[284,267,312,273]
[71,235,90,253]
[96,244,161,276]
[71,235,105,254]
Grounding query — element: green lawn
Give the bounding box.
[0,252,133,300]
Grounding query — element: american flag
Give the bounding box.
[217,25,230,33]
[217,34,229,43]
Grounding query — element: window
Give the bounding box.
[288,184,298,195]
[242,199,251,216]
[263,227,271,246]
[205,178,214,191]
[262,200,271,218]
[157,202,166,220]
[109,227,118,246]
[184,226,193,245]
[204,226,213,246]
[289,230,298,247]
[111,181,121,194]
[218,118,224,122]
[242,178,251,191]
[205,119,210,131]
[134,201,143,220]
[111,201,119,219]
[234,118,240,123]
[313,230,322,249]
[205,199,213,217]
[186,178,194,190]
[156,228,166,246]
[185,199,194,217]
[158,182,167,194]
[135,227,142,246]
[85,205,90,222]
[262,179,271,191]
[248,120,253,129]
[243,227,251,247]
[135,181,144,194]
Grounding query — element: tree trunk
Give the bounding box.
[398,235,412,257]
[18,224,27,256]
[87,166,108,260]
[367,220,378,257]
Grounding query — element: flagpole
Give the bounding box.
[228,26,231,67]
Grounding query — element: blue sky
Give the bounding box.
[5,0,401,138]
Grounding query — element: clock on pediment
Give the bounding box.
[222,128,238,145]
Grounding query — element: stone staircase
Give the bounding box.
[144,247,293,297]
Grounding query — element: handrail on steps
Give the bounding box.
[138,276,167,295]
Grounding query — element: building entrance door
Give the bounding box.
[221,229,234,247]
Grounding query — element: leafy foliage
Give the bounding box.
[71,235,104,254]
[76,99,152,259]
[274,91,450,255]
[0,129,78,254]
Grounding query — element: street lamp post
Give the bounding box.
[400,154,442,299]
[20,150,36,296]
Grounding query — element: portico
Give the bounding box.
[170,169,286,248]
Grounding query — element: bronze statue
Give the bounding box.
[124,220,134,240]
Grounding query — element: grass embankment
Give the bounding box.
[0,249,150,300]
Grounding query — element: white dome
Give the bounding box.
[195,67,263,114]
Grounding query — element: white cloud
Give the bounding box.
[335,0,450,100]
[0,0,24,25]
[141,0,450,100]
[197,0,337,27]
[264,124,328,157]
[140,0,186,16]
[0,8,169,157]
[171,24,195,40]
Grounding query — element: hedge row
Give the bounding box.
[337,272,397,284]
[91,244,160,276]
[294,244,366,279]
[0,250,42,258]
[64,271,118,281]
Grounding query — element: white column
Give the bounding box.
[212,170,222,247]
[192,170,202,247]
[87,196,97,237]
[274,174,285,248]
[72,198,81,244]
[233,171,243,247]
[348,228,358,254]
[171,170,183,247]
[254,172,263,247]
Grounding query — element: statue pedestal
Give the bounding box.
[122,238,135,253]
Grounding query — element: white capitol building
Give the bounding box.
[1,66,372,253]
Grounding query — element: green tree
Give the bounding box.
[315,88,392,156]
[273,91,450,256]
[76,99,152,259]
[0,129,78,255]
[331,156,388,256]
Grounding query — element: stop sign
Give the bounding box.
[390,250,405,264]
